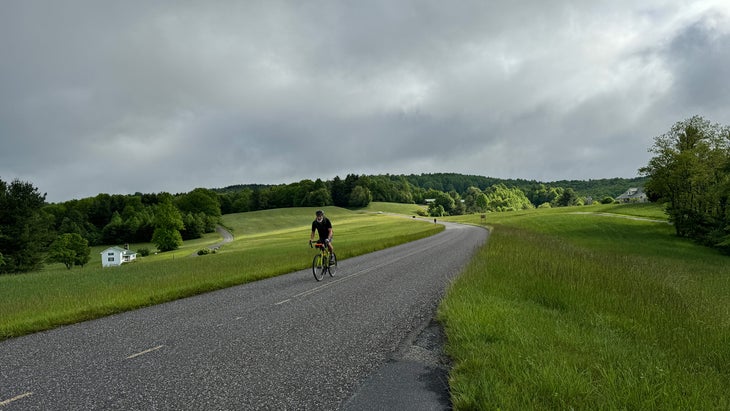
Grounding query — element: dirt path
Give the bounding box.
[570,211,671,224]
[189,225,234,257]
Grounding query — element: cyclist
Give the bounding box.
[310,209,335,262]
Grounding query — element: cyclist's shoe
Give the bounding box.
[330,255,336,265]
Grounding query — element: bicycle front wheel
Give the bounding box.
[312,254,325,281]
[327,252,337,277]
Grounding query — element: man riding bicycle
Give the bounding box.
[310,209,335,262]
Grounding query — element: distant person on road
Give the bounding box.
[310,209,335,262]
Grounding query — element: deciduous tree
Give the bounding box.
[483,184,534,211]
[348,185,372,207]
[152,200,184,252]
[555,187,579,207]
[47,233,90,269]
[641,115,730,250]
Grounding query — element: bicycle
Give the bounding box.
[309,240,337,281]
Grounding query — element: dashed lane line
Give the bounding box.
[0,392,32,407]
[126,345,165,359]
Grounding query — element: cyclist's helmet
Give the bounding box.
[315,210,324,216]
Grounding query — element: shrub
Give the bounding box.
[601,196,615,204]
[137,248,150,257]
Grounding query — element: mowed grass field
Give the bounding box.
[440,203,730,410]
[0,204,441,340]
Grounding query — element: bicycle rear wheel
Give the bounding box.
[312,254,325,281]
[327,252,337,277]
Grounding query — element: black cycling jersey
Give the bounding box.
[312,217,332,241]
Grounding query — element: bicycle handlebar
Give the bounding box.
[310,240,327,249]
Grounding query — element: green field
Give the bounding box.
[440,203,730,409]
[0,205,442,340]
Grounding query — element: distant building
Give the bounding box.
[616,187,648,203]
[101,245,137,267]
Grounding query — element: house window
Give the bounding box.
[108,252,114,256]
[108,257,115,262]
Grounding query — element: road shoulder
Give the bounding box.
[341,319,451,410]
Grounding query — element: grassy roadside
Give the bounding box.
[0,205,442,340]
[439,204,730,409]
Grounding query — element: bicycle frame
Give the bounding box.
[315,242,330,262]
[310,241,336,281]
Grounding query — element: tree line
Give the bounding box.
[641,115,730,254]
[215,173,646,214]
[1,170,645,274]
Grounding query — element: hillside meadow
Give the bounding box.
[0,204,440,340]
[440,203,730,409]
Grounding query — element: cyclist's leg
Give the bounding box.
[325,237,335,260]
[319,237,332,252]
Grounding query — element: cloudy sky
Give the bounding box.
[2,1,730,203]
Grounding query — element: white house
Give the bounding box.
[101,246,137,267]
[616,187,648,203]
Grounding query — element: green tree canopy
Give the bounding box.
[483,184,534,212]
[463,186,485,213]
[101,211,128,244]
[555,187,579,207]
[152,200,184,252]
[426,190,455,215]
[348,185,372,207]
[47,233,90,269]
[448,190,466,215]
[641,115,730,250]
[303,187,333,207]
[0,178,52,273]
[176,188,221,218]
[428,204,446,217]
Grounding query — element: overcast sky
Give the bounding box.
[2,1,730,203]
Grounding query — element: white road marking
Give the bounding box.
[126,345,165,359]
[0,392,32,407]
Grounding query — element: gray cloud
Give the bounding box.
[2,1,730,202]
[663,14,730,115]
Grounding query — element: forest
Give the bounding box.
[215,173,647,213]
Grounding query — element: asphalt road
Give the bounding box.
[0,221,487,410]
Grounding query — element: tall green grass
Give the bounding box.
[0,207,442,340]
[440,205,730,409]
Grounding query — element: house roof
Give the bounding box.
[100,246,137,256]
[616,187,646,200]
